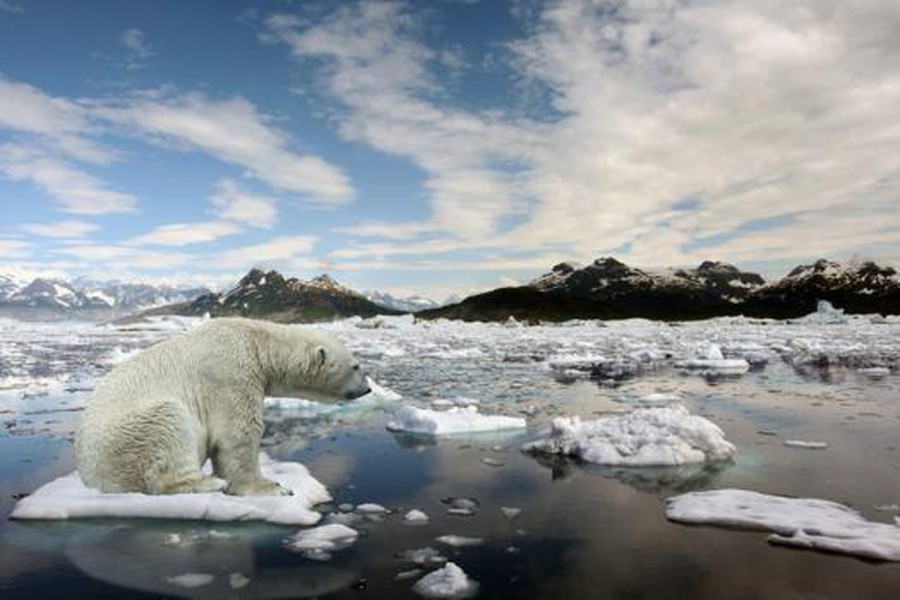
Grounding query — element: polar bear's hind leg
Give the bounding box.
[107,400,216,495]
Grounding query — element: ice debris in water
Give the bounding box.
[167,573,215,588]
[666,488,900,561]
[284,523,359,560]
[783,439,828,450]
[10,453,330,525]
[436,535,484,547]
[404,509,430,524]
[387,404,526,436]
[522,404,735,466]
[399,547,448,566]
[675,342,749,373]
[501,507,522,519]
[356,502,389,514]
[412,562,479,599]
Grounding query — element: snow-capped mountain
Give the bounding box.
[365,290,441,313]
[178,268,404,322]
[0,275,209,319]
[420,257,899,322]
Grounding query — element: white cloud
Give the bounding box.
[98,92,354,203]
[210,178,278,228]
[130,221,242,246]
[20,220,100,238]
[0,239,30,257]
[121,28,153,69]
[55,244,191,270]
[219,235,317,264]
[0,143,137,215]
[268,0,900,273]
[332,220,434,240]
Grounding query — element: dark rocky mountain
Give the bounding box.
[743,259,900,318]
[419,257,899,322]
[167,268,404,323]
[0,275,207,320]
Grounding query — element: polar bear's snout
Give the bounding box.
[344,384,371,400]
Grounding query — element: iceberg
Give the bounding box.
[522,404,735,466]
[10,453,330,525]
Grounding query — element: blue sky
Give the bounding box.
[1,0,898,298]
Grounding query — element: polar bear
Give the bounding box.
[75,318,370,496]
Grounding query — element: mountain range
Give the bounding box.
[419,257,900,322]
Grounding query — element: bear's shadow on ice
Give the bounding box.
[12,520,360,598]
[525,452,729,494]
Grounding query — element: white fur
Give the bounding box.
[75,318,369,496]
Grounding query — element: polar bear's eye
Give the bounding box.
[353,364,360,371]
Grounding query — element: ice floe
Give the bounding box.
[413,562,479,599]
[676,342,749,373]
[404,509,430,524]
[284,523,359,560]
[387,404,526,436]
[666,488,900,561]
[436,535,484,547]
[522,405,735,466]
[166,573,215,588]
[10,453,330,525]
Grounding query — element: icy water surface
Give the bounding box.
[2,314,900,598]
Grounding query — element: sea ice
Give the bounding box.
[10,453,330,525]
[412,562,479,599]
[436,535,484,547]
[166,573,215,588]
[399,547,448,566]
[284,523,359,560]
[783,439,828,450]
[387,405,526,436]
[676,343,750,373]
[404,509,430,524]
[666,488,900,561]
[522,404,735,466]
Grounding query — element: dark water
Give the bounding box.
[1,318,900,598]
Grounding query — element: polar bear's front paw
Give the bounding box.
[226,478,293,496]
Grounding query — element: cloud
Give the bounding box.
[98,92,354,203]
[0,143,137,214]
[20,220,100,238]
[55,244,191,270]
[219,235,317,264]
[129,221,242,246]
[267,0,900,273]
[0,1,23,14]
[120,28,154,69]
[210,178,278,228]
[0,239,30,257]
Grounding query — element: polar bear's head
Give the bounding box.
[273,330,371,403]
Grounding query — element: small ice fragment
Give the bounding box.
[167,573,214,588]
[356,502,388,514]
[399,547,447,565]
[387,404,526,436]
[875,504,900,512]
[436,535,484,547]
[284,523,359,559]
[442,497,479,511]
[397,569,423,581]
[640,392,681,403]
[506,546,520,554]
[858,367,890,376]
[404,509,430,524]
[338,503,354,512]
[501,507,522,519]
[228,573,250,589]
[480,457,504,467]
[783,440,828,450]
[431,399,455,408]
[412,562,479,599]
[447,508,475,517]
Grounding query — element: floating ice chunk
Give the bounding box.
[783,439,828,450]
[858,367,890,377]
[364,377,403,401]
[228,573,250,589]
[501,507,522,519]
[10,453,330,525]
[399,547,448,566]
[522,405,735,466]
[640,392,681,404]
[436,535,484,547]
[404,509,430,524]
[387,405,526,436]
[666,488,900,561]
[356,502,389,515]
[412,562,479,599]
[676,342,749,373]
[284,523,359,560]
[167,573,214,588]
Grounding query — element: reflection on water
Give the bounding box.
[2,318,900,598]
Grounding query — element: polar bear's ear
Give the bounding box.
[316,346,328,367]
